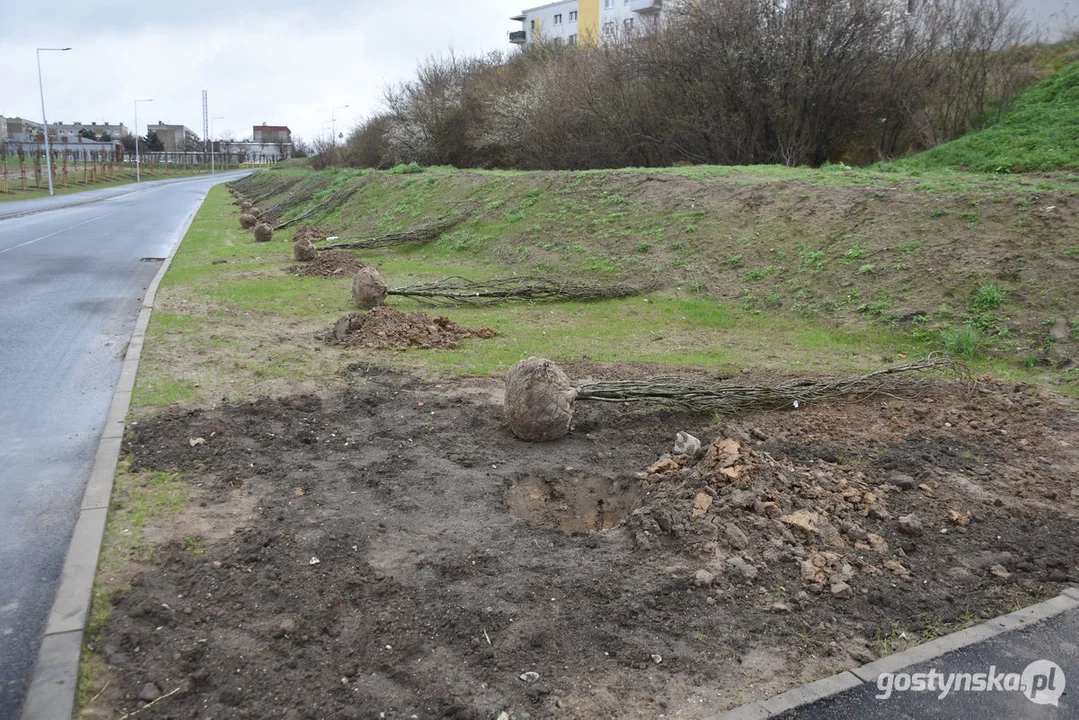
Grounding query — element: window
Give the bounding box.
[624,17,634,29]
[568,33,577,45]
[554,36,563,46]
[554,13,562,23]
[604,0,613,8]
[569,10,577,21]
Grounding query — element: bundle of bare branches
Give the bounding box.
[504,355,970,442]
[320,216,470,251]
[274,180,367,230]
[387,275,656,307]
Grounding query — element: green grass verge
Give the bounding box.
[0,165,220,203]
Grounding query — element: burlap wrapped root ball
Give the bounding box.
[253,223,273,242]
[293,236,317,261]
[504,357,579,442]
[250,207,261,218]
[239,213,257,229]
[241,201,253,212]
[351,266,388,309]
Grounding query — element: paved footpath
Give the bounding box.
[715,588,1078,719]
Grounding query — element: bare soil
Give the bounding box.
[288,251,366,278]
[89,368,1079,719]
[327,307,496,350]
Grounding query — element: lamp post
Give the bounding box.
[36,46,72,196]
[210,116,224,174]
[331,104,349,147]
[133,98,153,182]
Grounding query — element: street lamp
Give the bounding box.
[210,116,224,174]
[133,98,153,182]
[36,46,72,196]
[331,104,349,147]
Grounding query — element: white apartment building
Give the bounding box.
[510,0,665,47]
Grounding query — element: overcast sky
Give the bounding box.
[2,1,522,144]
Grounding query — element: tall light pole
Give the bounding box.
[331,104,349,147]
[210,116,224,174]
[133,98,153,182]
[36,47,72,196]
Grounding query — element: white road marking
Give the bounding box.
[0,211,118,256]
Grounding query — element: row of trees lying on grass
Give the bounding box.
[324,0,1050,170]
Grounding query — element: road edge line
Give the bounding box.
[18,185,219,720]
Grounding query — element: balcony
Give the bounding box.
[630,0,662,13]
[509,30,527,44]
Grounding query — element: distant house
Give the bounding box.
[146,121,200,152]
[1,116,45,143]
[50,120,127,141]
[253,124,292,144]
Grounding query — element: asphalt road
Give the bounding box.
[0,172,247,717]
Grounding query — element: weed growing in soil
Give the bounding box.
[970,283,1007,311]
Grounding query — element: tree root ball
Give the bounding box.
[351,266,388,309]
[241,201,253,212]
[250,207,261,218]
[253,223,274,242]
[239,213,257,229]
[504,357,579,442]
[293,237,317,261]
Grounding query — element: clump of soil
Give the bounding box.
[90,373,1078,719]
[327,306,496,349]
[287,251,364,277]
[253,223,273,243]
[292,236,317,262]
[505,357,578,442]
[351,266,388,309]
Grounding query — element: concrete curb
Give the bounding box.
[18,190,212,720]
[709,586,1079,719]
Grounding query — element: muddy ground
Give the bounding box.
[87,365,1078,720]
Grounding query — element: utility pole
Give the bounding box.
[36,47,71,196]
[134,98,153,182]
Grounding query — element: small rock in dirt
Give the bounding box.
[726,556,758,581]
[888,472,917,490]
[831,581,853,599]
[897,514,924,536]
[690,492,713,519]
[648,456,681,474]
[989,564,1011,579]
[694,569,715,587]
[724,523,750,549]
[850,648,874,664]
[279,618,296,633]
[519,671,540,683]
[651,654,663,664]
[750,427,769,441]
[770,601,792,613]
[674,431,701,456]
[137,683,161,703]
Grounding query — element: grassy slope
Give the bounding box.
[125,162,1079,416]
[885,61,1079,173]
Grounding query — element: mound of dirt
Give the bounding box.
[627,381,1079,618]
[291,225,326,245]
[287,251,364,277]
[327,306,495,349]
